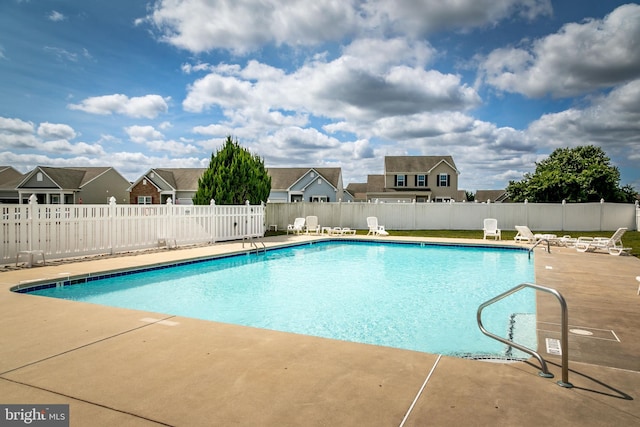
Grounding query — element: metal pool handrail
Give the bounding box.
[528,238,551,259]
[477,282,573,388]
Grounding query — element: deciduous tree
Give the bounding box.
[506,145,637,203]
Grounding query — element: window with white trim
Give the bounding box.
[395,175,406,187]
[417,174,426,187]
[138,196,152,205]
[437,173,450,187]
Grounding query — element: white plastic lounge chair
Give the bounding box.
[328,227,349,236]
[575,227,630,256]
[514,226,561,245]
[483,218,501,240]
[366,217,389,236]
[305,216,320,235]
[328,227,356,236]
[286,217,305,235]
[514,225,541,243]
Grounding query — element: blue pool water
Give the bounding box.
[28,241,536,358]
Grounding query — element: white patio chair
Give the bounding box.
[366,217,389,236]
[286,217,306,235]
[483,218,501,240]
[305,216,320,235]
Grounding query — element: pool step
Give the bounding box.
[505,313,537,359]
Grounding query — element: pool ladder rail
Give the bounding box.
[242,235,266,254]
[528,238,551,259]
[477,282,573,388]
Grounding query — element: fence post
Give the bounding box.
[245,200,250,237]
[165,198,173,244]
[27,194,37,252]
[210,199,216,243]
[109,196,116,255]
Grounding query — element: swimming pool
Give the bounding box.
[25,241,536,359]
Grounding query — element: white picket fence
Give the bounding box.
[265,200,640,233]
[1,196,265,264]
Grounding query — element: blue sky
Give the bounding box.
[1,0,639,193]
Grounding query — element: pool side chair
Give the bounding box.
[575,227,630,256]
[328,227,345,236]
[366,217,389,236]
[514,225,563,245]
[514,225,541,243]
[287,217,306,235]
[305,216,321,235]
[329,227,356,236]
[483,218,501,240]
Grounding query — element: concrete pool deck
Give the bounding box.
[1,234,639,426]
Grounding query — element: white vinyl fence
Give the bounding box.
[266,201,639,233]
[1,196,265,264]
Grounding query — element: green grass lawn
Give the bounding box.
[266,228,640,257]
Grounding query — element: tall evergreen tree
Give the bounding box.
[193,136,271,205]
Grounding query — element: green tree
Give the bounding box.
[506,145,637,203]
[465,190,475,202]
[193,136,271,205]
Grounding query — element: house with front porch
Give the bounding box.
[267,167,352,203]
[13,166,130,204]
[128,168,205,205]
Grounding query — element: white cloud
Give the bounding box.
[37,122,77,140]
[48,11,66,22]
[124,125,200,155]
[0,117,35,134]
[364,0,552,35]
[480,3,640,97]
[125,125,164,144]
[142,0,551,54]
[142,0,361,54]
[527,79,640,164]
[183,38,480,124]
[68,94,169,119]
[40,140,105,156]
[44,46,79,62]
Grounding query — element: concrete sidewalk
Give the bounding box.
[1,235,639,426]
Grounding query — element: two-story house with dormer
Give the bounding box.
[358,156,461,203]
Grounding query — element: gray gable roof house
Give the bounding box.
[128,168,206,205]
[129,166,352,204]
[0,166,27,203]
[351,156,461,203]
[13,166,130,204]
[267,167,351,203]
[475,190,510,203]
